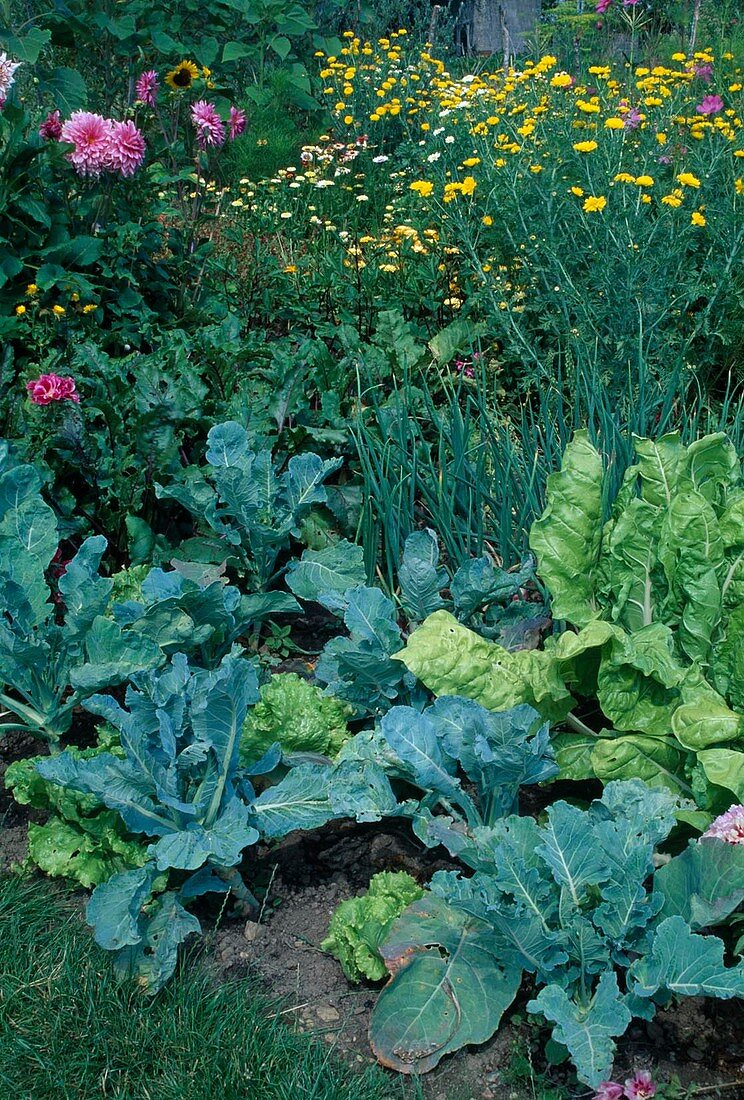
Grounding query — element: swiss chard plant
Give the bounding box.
[396,432,744,819]
[156,420,342,598]
[363,781,744,1086]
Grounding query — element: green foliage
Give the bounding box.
[321,871,424,982]
[0,874,407,1100]
[397,431,744,812]
[5,731,150,889]
[367,781,744,1085]
[239,671,353,761]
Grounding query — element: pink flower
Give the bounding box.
[624,1071,656,1100]
[228,105,246,140]
[596,0,612,11]
[696,95,724,115]
[107,119,146,177]
[623,107,642,129]
[693,62,713,83]
[60,111,113,177]
[595,1084,624,1100]
[623,0,640,6]
[26,373,80,406]
[135,70,158,107]
[0,51,21,105]
[703,805,744,844]
[39,110,63,141]
[191,100,225,148]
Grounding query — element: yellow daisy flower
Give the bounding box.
[165,60,200,91]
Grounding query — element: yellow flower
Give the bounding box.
[736,179,744,195]
[604,118,625,129]
[462,157,480,167]
[656,132,667,145]
[583,195,607,213]
[677,172,701,188]
[460,176,477,196]
[642,194,652,204]
[15,304,26,316]
[344,115,353,125]
[410,181,434,197]
[614,172,635,184]
[634,175,654,187]
[691,211,706,226]
[551,73,573,88]
[482,215,494,226]
[165,60,200,91]
[82,303,97,313]
[26,283,38,296]
[570,186,584,196]
[52,304,66,316]
[662,192,683,207]
[573,140,598,153]
[283,264,297,274]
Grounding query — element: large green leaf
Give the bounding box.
[0,462,58,627]
[654,839,744,929]
[630,916,744,999]
[397,529,447,621]
[370,894,521,1073]
[529,430,604,627]
[696,747,744,800]
[590,734,693,796]
[633,433,684,509]
[527,971,631,1088]
[285,540,366,603]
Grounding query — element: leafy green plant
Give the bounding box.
[365,781,744,1086]
[156,420,342,595]
[396,431,744,816]
[36,651,264,990]
[321,871,424,982]
[0,444,163,742]
[239,671,352,762]
[5,728,150,889]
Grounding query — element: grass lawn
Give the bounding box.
[0,874,411,1100]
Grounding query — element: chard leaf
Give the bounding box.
[604,500,661,633]
[633,433,683,508]
[696,748,744,801]
[654,839,744,929]
[683,433,740,508]
[630,915,744,999]
[671,673,741,750]
[529,430,604,627]
[528,970,631,1087]
[590,734,693,797]
[370,894,521,1074]
[398,529,447,621]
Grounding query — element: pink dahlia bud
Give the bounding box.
[107,119,146,177]
[703,804,744,844]
[26,373,80,405]
[39,110,63,141]
[228,105,247,140]
[191,100,225,149]
[60,111,114,177]
[135,70,159,107]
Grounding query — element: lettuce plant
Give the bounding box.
[322,872,424,982]
[366,781,744,1087]
[239,672,352,762]
[396,431,744,815]
[5,728,150,889]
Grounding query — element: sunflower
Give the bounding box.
[165,60,200,91]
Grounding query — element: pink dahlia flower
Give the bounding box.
[596,0,612,12]
[135,70,158,107]
[26,373,80,406]
[696,94,724,115]
[594,1084,624,1100]
[191,100,225,148]
[60,111,113,177]
[39,110,63,141]
[107,119,146,177]
[0,51,20,105]
[703,805,744,844]
[228,105,246,140]
[624,1071,656,1100]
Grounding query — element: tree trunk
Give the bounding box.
[457,0,542,57]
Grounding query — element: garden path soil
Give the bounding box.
[1,733,743,1100]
